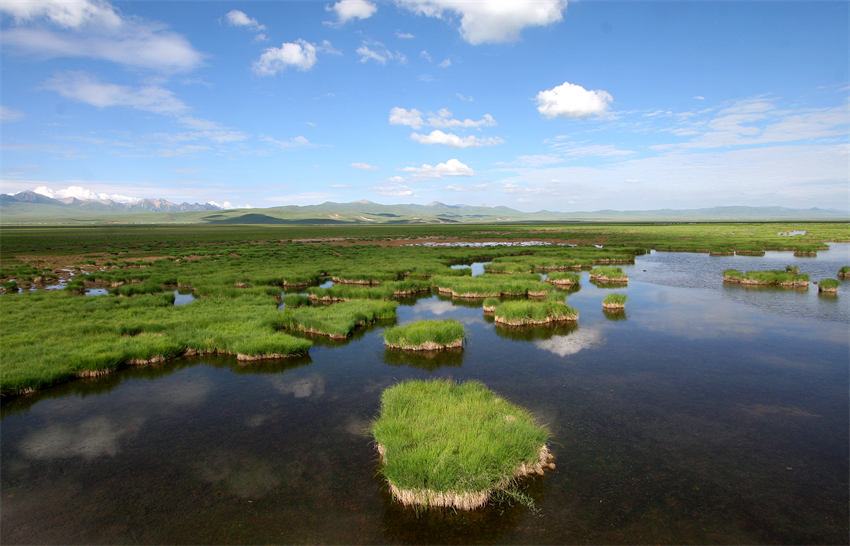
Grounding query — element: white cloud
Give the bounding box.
[350,162,378,170]
[427,109,496,128]
[329,0,377,23]
[263,135,313,149]
[0,105,24,122]
[389,107,424,129]
[396,30,414,39]
[0,0,202,72]
[356,40,406,64]
[253,39,318,75]
[224,9,265,31]
[177,117,247,143]
[456,93,474,102]
[386,175,405,183]
[411,130,503,148]
[537,81,613,119]
[420,49,432,62]
[396,0,567,44]
[207,200,234,209]
[445,183,488,192]
[0,0,122,29]
[44,72,187,114]
[401,158,473,179]
[371,183,414,196]
[438,58,451,68]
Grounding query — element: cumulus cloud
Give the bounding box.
[396,0,567,44]
[536,81,613,119]
[350,162,378,170]
[427,108,496,128]
[389,107,424,129]
[328,0,377,23]
[356,40,406,64]
[224,9,265,31]
[401,158,473,179]
[253,39,318,75]
[43,72,187,113]
[411,130,503,148]
[0,0,202,72]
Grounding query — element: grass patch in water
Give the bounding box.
[723,269,809,288]
[372,379,551,510]
[546,271,580,287]
[431,275,550,298]
[602,293,627,310]
[493,300,578,326]
[384,319,464,351]
[839,266,850,279]
[818,278,839,293]
[282,294,311,307]
[589,267,628,283]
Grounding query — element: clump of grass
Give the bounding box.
[493,300,578,326]
[589,267,628,283]
[602,293,627,310]
[839,266,850,279]
[785,265,799,274]
[546,271,579,287]
[384,319,464,351]
[282,294,311,307]
[372,379,552,510]
[431,275,550,299]
[723,269,809,288]
[273,299,397,338]
[482,297,499,313]
[818,278,839,294]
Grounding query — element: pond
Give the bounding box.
[2,247,848,544]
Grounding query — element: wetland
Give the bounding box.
[1,223,848,544]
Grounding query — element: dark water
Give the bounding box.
[2,249,848,544]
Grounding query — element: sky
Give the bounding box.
[0,0,848,212]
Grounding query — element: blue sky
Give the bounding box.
[1,0,848,211]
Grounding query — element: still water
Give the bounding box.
[2,247,848,544]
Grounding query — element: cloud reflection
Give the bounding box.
[535,328,603,357]
[19,415,144,460]
[269,374,325,399]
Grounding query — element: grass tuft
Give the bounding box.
[384,319,464,350]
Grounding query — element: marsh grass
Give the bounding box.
[839,266,850,279]
[818,278,840,293]
[431,275,550,299]
[274,299,397,338]
[0,291,311,395]
[723,269,809,288]
[384,319,465,350]
[546,271,580,287]
[602,293,627,310]
[589,267,628,283]
[372,379,550,510]
[493,300,578,326]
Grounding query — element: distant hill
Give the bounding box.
[0,191,847,224]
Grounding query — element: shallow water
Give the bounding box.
[2,249,848,544]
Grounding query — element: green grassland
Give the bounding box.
[1,221,848,396]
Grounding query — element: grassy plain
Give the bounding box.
[1,221,848,395]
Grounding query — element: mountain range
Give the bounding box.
[1,191,847,224]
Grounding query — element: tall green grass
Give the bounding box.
[818,278,840,293]
[372,379,549,509]
[589,267,628,282]
[493,300,578,325]
[384,319,464,350]
[723,269,809,287]
[273,299,397,338]
[602,293,627,308]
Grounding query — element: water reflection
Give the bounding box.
[193,450,280,498]
[173,290,196,306]
[535,327,604,357]
[494,321,579,341]
[20,415,144,460]
[268,374,325,399]
[384,348,464,371]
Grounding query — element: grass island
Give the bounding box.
[723,269,810,288]
[371,379,552,510]
[493,300,579,326]
[602,293,627,310]
[546,271,580,288]
[589,266,629,284]
[818,278,839,294]
[839,266,850,279]
[384,319,464,351]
